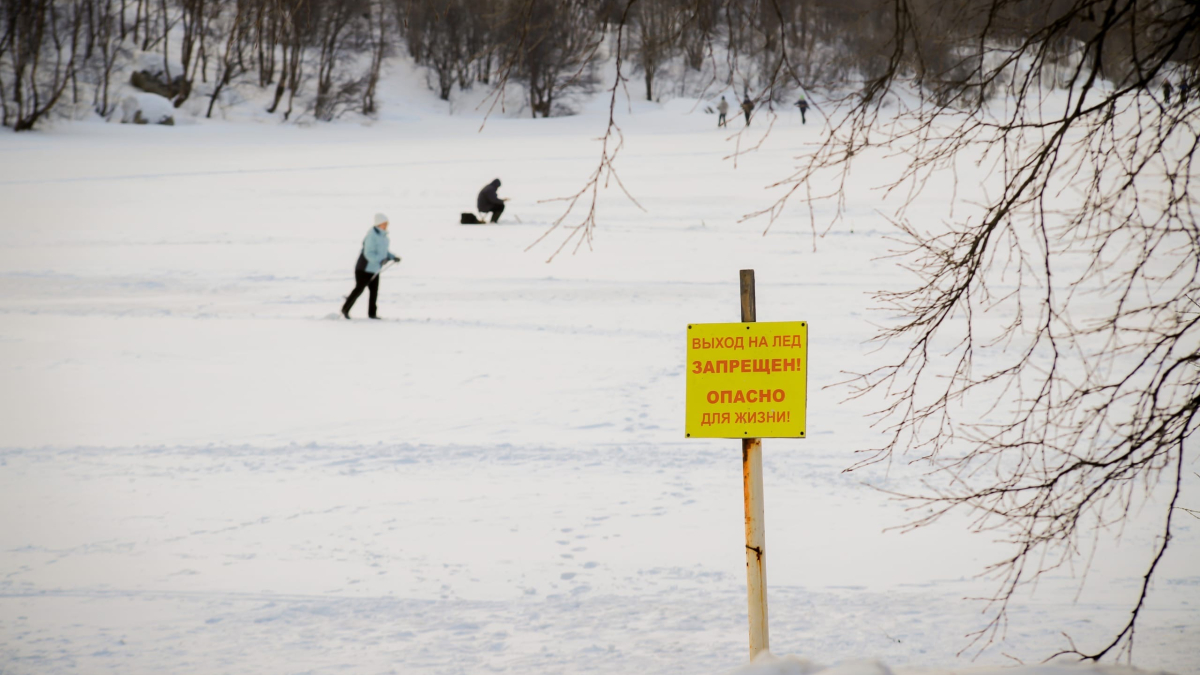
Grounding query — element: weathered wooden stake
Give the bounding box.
[740,269,769,660]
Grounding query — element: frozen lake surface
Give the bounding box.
[1,92,1197,674]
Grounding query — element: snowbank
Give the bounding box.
[116,92,178,125]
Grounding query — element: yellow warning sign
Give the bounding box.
[685,321,808,438]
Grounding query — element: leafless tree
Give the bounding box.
[630,0,678,101]
[456,0,494,88]
[247,0,273,86]
[526,0,644,259]
[361,0,389,115]
[2,0,854,130]
[87,0,123,117]
[502,0,602,118]
[264,0,308,119]
[678,0,717,71]
[179,0,206,87]
[312,0,369,121]
[744,0,1200,662]
[397,0,474,101]
[526,2,1197,663]
[204,0,249,118]
[1,0,83,130]
[156,0,177,78]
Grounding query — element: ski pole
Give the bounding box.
[371,258,400,283]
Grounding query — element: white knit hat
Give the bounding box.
[374,212,388,226]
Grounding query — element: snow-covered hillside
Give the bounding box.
[1,59,1197,675]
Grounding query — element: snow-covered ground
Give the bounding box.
[1,70,1197,675]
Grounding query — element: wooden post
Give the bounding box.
[740,269,769,660]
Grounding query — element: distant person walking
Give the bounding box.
[795,95,809,124]
[341,213,400,320]
[1163,80,1173,105]
[717,96,729,127]
[741,96,754,126]
[477,178,507,223]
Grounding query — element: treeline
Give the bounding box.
[2,0,1195,131]
[1,0,394,129]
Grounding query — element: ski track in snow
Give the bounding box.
[1,90,1198,674]
[3,443,1194,674]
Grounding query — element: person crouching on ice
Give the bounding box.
[341,213,400,320]
[477,178,507,223]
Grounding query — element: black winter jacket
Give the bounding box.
[477,179,503,211]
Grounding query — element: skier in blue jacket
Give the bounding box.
[341,213,400,319]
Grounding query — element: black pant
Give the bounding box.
[343,269,379,318]
[484,202,504,223]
